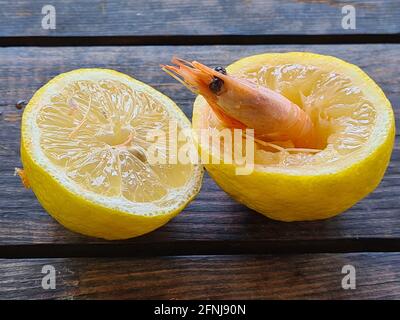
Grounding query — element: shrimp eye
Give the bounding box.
[209,66,226,94]
[214,66,227,75]
[209,77,224,94]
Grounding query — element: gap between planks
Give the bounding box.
[0,34,399,47]
[1,239,400,259]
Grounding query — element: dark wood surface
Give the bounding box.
[0,0,399,300]
[0,45,399,252]
[1,253,400,299]
[0,0,398,38]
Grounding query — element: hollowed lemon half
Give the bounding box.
[193,52,395,221]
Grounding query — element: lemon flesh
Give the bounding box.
[21,69,203,239]
[193,52,395,221]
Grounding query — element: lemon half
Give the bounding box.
[21,69,203,239]
[193,52,395,221]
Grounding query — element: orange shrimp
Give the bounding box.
[161,57,317,149]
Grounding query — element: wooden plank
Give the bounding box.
[0,0,398,37]
[0,44,399,249]
[0,253,399,299]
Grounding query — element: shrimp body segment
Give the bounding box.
[162,58,317,148]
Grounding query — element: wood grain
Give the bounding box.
[0,0,398,37]
[0,44,399,251]
[1,253,399,299]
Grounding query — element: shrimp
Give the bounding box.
[161,57,318,149]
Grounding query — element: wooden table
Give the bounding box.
[0,0,399,299]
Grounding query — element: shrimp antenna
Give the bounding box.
[171,56,194,68]
[161,58,199,94]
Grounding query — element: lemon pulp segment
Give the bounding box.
[37,78,195,205]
